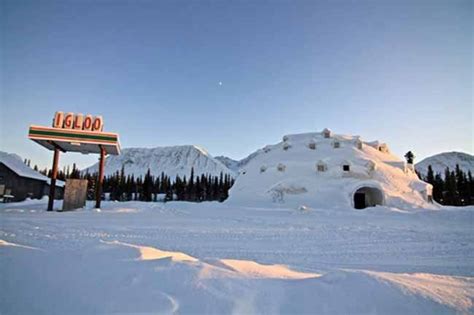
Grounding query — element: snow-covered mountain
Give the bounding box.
[416,152,474,176]
[83,145,234,179]
[214,156,240,172]
[215,151,259,173]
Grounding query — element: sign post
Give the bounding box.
[29,112,120,211]
[47,147,60,211]
[95,146,106,209]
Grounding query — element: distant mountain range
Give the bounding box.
[83,144,268,179]
[415,152,474,176]
[83,145,234,179]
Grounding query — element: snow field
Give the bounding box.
[1,200,473,314]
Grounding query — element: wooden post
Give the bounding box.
[95,146,106,209]
[47,147,60,211]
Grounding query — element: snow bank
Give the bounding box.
[1,238,471,314]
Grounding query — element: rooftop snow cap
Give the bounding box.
[0,151,65,187]
[226,130,436,210]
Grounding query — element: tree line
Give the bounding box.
[417,164,473,206]
[99,166,234,202]
[36,163,235,202]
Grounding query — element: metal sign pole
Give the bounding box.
[95,146,106,209]
[47,147,60,211]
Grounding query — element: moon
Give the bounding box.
[218,81,223,86]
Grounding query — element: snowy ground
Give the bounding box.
[1,200,473,314]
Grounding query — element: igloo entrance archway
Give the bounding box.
[353,186,384,209]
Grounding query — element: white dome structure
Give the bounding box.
[226,129,435,210]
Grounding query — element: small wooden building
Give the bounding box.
[0,151,64,202]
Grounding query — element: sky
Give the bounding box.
[1,0,472,170]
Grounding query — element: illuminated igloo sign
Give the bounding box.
[29,112,119,155]
[28,111,120,211]
[53,112,104,132]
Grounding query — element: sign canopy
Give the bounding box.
[28,112,120,211]
[28,112,120,155]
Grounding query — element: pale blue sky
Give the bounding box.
[1,0,472,170]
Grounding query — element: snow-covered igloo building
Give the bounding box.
[226,129,434,210]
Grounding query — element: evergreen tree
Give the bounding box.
[468,171,474,205]
[87,175,96,200]
[188,167,195,201]
[153,176,161,201]
[94,168,235,203]
[70,163,81,179]
[426,165,435,185]
[454,165,466,205]
[164,176,173,201]
[404,151,415,164]
[443,168,457,205]
[126,175,133,201]
[142,169,153,201]
[218,172,225,201]
[432,173,443,203]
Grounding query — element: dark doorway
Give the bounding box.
[353,186,384,209]
[354,192,365,209]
